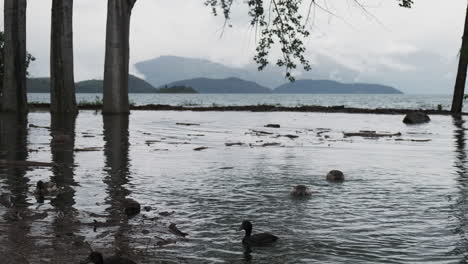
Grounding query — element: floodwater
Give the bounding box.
[0,110,467,263]
[29,93,457,111]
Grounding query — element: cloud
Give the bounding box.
[0,0,465,94]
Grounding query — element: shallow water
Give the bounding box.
[0,110,467,263]
[29,93,457,110]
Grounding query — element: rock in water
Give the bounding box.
[264,124,280,128]
[403,112,430,124]
[123,198,141,217]
[326,170,345,182]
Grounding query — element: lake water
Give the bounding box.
[0,110,467,263]
[28,93,457,110]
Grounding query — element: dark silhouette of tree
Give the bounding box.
[452,4,468,114]
[1,0,27,113]
[103,0,137,114]
[50,0,78,114]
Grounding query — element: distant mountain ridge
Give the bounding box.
[135,55,403,94]
[275,80,403,94]
[135,55,285,88]
[27,75,157,93]
[166,77,272,94]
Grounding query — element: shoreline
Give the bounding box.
[27,103,464,116]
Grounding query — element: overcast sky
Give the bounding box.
[0,0,466,94]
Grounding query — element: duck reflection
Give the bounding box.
[103,114,132,255]
[0,113,32,262]
[451,116,468,259]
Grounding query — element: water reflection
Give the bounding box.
[49,113,80,254]
[452,116,468,262]
[103,115,132,254]
[0,113,32,262]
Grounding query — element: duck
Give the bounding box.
[35,180,58,196]
[326,170,345,182]
[239,220,278,247]
[290,185,311,197]
[82,251,137,264]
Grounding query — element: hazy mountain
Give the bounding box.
[27,75,157,93]
[166,77,272,93]
[135,55,286,88]
[275,80,403,94]
[134,53,454,94]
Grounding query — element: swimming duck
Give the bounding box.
[326,170,345,182]
[290,185,311,197]
[123,198,141,217]
[82,251,137,264]
[35,180,58,196]
[239,220,278,247]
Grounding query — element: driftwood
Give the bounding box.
[74,147,102,152]
[225,142,245,147]
[0,160,54,167]
[169,223,188,237]
[249,142,281,147]
[176,122,200,126]
[394,138,431,142]
[343,132,401,138]
[250,130,274,135]
[193,147,208,151]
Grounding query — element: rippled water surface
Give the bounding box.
[0,110,467,263]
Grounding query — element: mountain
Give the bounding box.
[27,75,157,93]
[274,80,403,94]
[134,55,286,88]
[166,77,272,93]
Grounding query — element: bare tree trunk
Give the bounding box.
[451,3,468,114]
[103,0,136,114]
[1,0,27,113]
[50,0,77,114]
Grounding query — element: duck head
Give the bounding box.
[239,220,253,236]
[36,180,44,191]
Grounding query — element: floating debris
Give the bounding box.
[225,142,245,147]
[159,211,175,217]
[250,130,274,135]
[264,124,280,128]
[0,160,54,167]
[169,223,188,237]
[74,147,102,152]
[29,124,50,129]
[394,138,431,142]
[281,134,299,139]
[219,167,234,170]
[176,122,200,126]
[155,237,177,247]
[145,140,162,145]
[343,132,401,138]
[249,142,281,147]
[193,147,209,151]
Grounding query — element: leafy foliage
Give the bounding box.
[205,0,413,81]
[0,31,35,86]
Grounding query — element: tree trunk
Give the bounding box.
[451,3,468,114]
[50,0,78,114]
[103,0,136,114]
[1,0,27,113]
